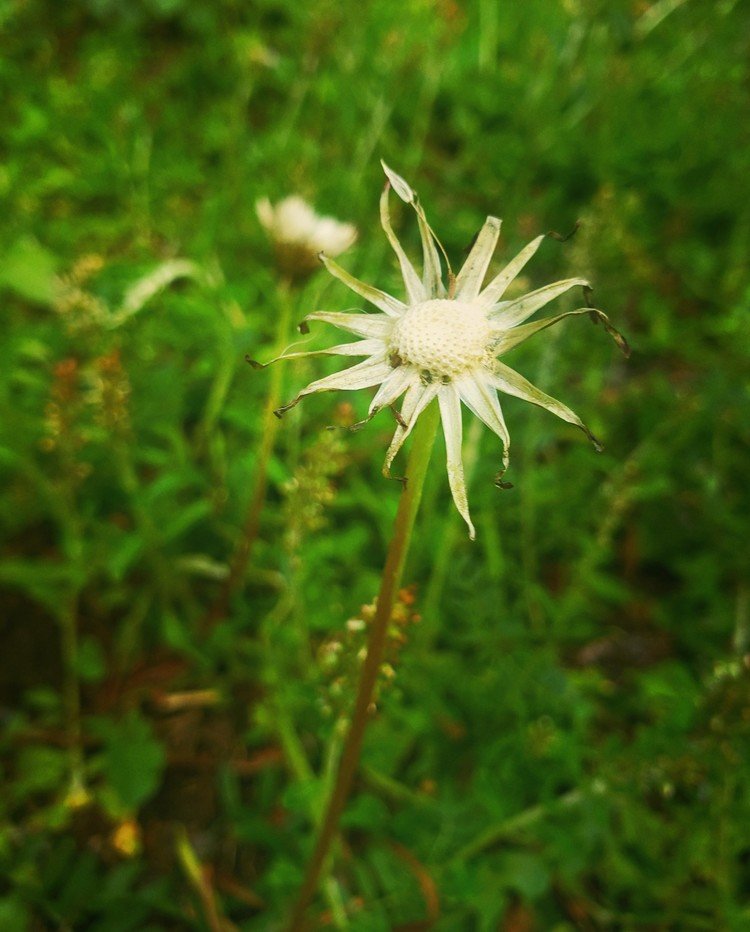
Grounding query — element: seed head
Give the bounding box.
[257,164,628,537]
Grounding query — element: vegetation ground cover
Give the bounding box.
[1,1,749,928]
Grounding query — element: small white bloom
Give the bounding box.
[256,164,628,538]
[256,195,357,278]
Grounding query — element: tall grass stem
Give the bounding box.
[201,284,294,629]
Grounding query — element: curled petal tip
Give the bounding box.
[614,330,632,358]
[274,398,299,418]
[547,221,581,243]
[587,310,630,357]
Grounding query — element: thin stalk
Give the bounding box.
[201,284,294,630]
[286,401,440,931]
[59,593,84,788]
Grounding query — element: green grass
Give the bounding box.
[1,0,749,928]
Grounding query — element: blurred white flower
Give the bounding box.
[256,195,357,279]
[257,164,628,538]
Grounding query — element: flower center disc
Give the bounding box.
[390,299,490,378]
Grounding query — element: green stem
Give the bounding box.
[59,593,84,785]
[201,284,294,630]
[286,401,440,931]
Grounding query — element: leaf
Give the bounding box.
[0,897,31,930]
[75,637,106,683]
[1,237,59,305]
[92,712,166,813]
[500,851,550,900]
[13,746,69,800]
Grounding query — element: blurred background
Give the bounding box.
[2,0,749,928]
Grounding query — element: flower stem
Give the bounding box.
[286,400,440,930]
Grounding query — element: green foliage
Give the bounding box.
[1,0,750,928]
[91,712,166,814]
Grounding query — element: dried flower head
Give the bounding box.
[254,164,628,538]
[257,195,357,280]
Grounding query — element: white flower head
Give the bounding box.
[257,195,357,280]
[254,164,628,538]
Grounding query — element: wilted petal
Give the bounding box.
[320,254,405,317]
[490,362,602,451]
[489,278,589,329]
[368,365,418,416]
[275,356,391,417]
[454,216,502,301]
[491,307,630,357]
[415,206,445,299]
[455,375,510,475]
[417,211,446,298]
[438,384,475,539]
[478,234,545,308]
[383,380,440,476]
[381,161,445,299]
[380,183,426,305]
[248,339,384,369]
[381,162,416,204]
[303,310,394,340]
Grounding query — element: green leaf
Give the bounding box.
[13,746,68,800]
[75,637,106,683]
[500,851,550,900]
[92,712,166,813]
[1,237,58,305]
[0,897,30,931]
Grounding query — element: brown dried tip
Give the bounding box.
[586,311,631,358]
[298,320,310,334]
[274,397,300,419]
[582,302,631,359]
[585,428,605,454]
[245,355,265,369]
[547,220,581,243]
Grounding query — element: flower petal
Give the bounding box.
[489,277,589,329]
[247,338,384,369]
[368,365,418,416]
[415,204,445,299]
[381,161,445,298]
[381,161,416,204]
[438,384,475,539]
[380,183,426,305]
[304,310,394,340]
[477,234,545,308]
[275,355,391,417]
[455,375,510,475]
[491,307,630,357]
[454,216,502,301]
[383,380,440,476]
[489,362,602,451]
[320,253,405,317]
